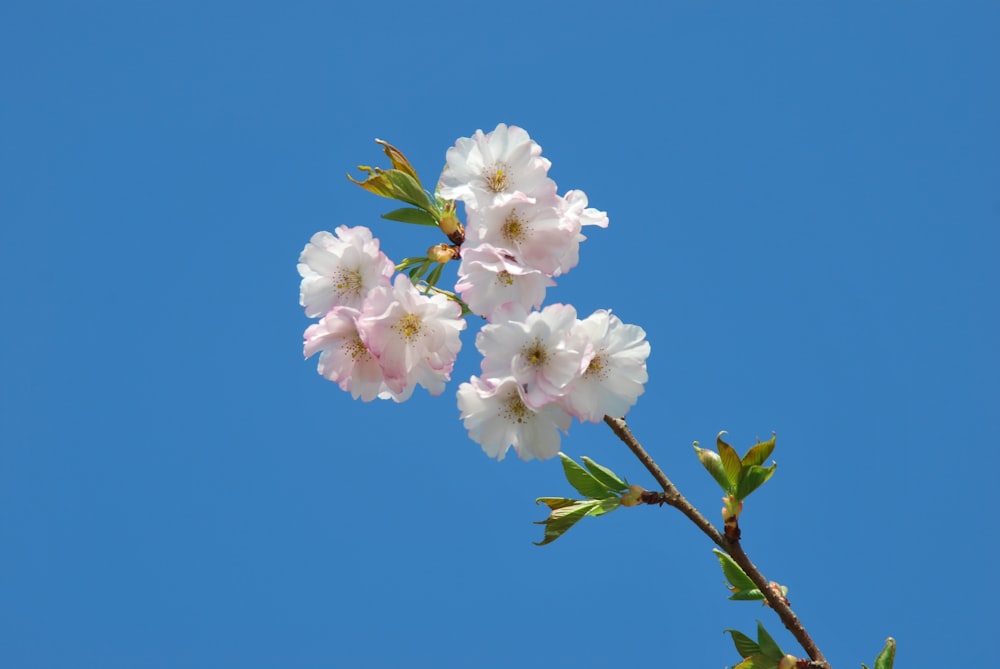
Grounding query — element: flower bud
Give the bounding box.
[777,654,800,669]
[427,243,460,263]
[620,484,646,507]
[437,202,465,245]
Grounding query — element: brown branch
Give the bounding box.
[603,416,830,669]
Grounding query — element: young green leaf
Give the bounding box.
[717,432,742,489]
[533,499,598,546]
[407,261,429,280]
[742,434,776,468]
[735,462,777,500]
[694,444,733,493]
[374,138,420,182]
[713,548,758,591]
[587,496,622,517]
[581,456,629,492]
[425,263,444,289]
[535,497,579,511]
[725,629,761,658]
[560,453,616,499]
[873,637,896,669]
[756,621,784,660]
[381,207,438,227]
[728,589,766,601]
[733,657,757,669]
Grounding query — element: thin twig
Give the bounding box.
[603,416,830,669]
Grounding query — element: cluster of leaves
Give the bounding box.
[534,454,631,545]
[695,432,777,501]
[725,621,786,669]
[347,139,458,291]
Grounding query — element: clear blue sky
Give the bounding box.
[2,2,997,667]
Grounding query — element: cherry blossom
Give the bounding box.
[464,195,578,277]
[476,303,592,409]
[358,275,466,397]
[437,123,557,210]
[455,244,555,320]
[298,226,394,318]
[303,307,408,402]
[457,375,572,461]
[560,310,650,422]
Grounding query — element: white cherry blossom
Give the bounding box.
[476,303,592,409]
[560,310,650,422]
[298,226,394,318]
[457,375,572,461]
[438,123,556,210]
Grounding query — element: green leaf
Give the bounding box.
[713,549,757,591]
[862,665,871,669]
[381,207,438,227]
[559,453,615,499]
[587,496,621,517]
[725,629,761,658]
[694,444,733,493]
[873,637,896,669]
[534,497,579,511]
[533,499,598,546]
[348,167,438,215]
[580,456,628,492]
[407,260,429,280]
[728,589,766,601]
[735,656,778,669]
[395,256,426,272]
[736,462,777,500]
[742,433,776,468]
[733,658,757,669]
[374,138,420,182]
[717,432,742,488]
[756,621,784,660]
[425,263,444,289]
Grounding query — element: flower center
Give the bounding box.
[393,313,423,340]
[495,270,514,287]
[523,338,547,367]
[501,210,527,244]
[484,162,511,192]
[333,268,364,299]
[346,335,373,362]
[584,353,608,380]
[501,389,530,425]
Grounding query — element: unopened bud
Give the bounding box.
[427,243,460,263]
[777,654,800,669]
[620,484,646,507]
[437,202,465,245]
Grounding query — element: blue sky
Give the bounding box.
[1,2,997,667]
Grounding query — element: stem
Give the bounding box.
[603,416,830,668]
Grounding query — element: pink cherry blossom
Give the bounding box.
[303,307,409,402]
[457,375,572,461]
[297,226,395,318]
[455,244,555,320]
[358,275,466,397]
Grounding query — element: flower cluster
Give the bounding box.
[299,226,466,401]
[441,125,650,461]
[440,124,609,321]
[298,124,650,461]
